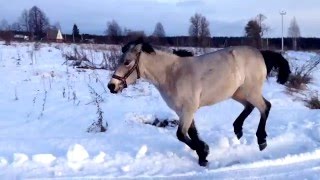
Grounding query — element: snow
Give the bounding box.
[136,145,148,159]
[32,154,56,165]
[0,42,320,179]
[12,153,29,166]
[67,144,90,163]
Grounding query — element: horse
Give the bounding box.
[107,38,291,166]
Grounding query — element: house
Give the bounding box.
[84,38,95,43]
[46,29,64,42]
[13,34,29,41]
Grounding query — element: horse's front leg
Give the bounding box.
[176,110,209,166]
[188,120,209,166]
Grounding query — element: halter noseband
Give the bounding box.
[112,52,141,88]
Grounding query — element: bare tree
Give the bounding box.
[153,22,165,37]
[288,17,301,50]
[256,14,270,48]
[0,19,9,31]
[105,20,122,36]
[28,6,50,38]
[52,22,61,30]
[256,14,267,36]
[10,22,22,31]
[18,9,30,32]
[245,19,262,48]
[126,30,146,42]
[0,19,14,45]
[105,20,122,44]
[123,27,132,36]
[188,13,211,47]
[0,31,14,45]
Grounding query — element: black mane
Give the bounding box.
[121,37,155,54]
[172,49,194,57]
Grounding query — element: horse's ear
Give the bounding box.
[142,43,155,54]
[135,37,144,44]
[122,43,131,53]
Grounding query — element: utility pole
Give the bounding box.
[280,10,286,52]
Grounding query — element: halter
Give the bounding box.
[112,51,141,88]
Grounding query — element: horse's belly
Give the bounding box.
[199,79,239,107]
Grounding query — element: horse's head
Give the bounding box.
[108,38,155,94]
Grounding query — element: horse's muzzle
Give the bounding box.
[108,83,117,94]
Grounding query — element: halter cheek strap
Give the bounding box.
[112,52,141,88]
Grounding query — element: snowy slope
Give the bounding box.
[0,42,319,179]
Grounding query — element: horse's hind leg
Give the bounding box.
[232,89,255,139]
[247,95,272,151]
[256,97,271,151]
[232,101,254,139]
[188,120,209,166]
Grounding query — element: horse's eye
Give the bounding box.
[124,60,131,66]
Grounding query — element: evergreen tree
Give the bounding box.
[72,24,80,42]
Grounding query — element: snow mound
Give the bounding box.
[12,153,29,166]
[0,157,8,167]
[67,144,90,171]
[136,145,148,159]
[32,154,56,165]
[67,144,89,162]
[93,151,107,163]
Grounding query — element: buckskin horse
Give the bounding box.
[107,38,290,166]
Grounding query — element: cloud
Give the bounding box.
[176,0,205,7]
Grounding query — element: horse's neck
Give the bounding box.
[140,50,179,88]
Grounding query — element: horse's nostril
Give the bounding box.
[108,84,116,92]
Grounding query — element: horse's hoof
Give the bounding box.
[259,142,267,151]
[196,141,210,167]
[235,131,243,140]
[198,159,208,167]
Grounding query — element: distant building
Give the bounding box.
[13,34,29,41]
[46,29,64,42]
[84,38,95,43]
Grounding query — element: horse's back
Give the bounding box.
[227,46,266,79]
[195,46,266,81]
[199,46,264,65]
[192,46,266,106]
[231,46,266,84]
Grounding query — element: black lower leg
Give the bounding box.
[188,121,200,142]
[256,99,271,151]
[188,121,209,166]
[233,103,254,139]
[176,127,196,150]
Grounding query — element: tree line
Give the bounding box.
[1,6,320,50]
[0,6,60,40]
[244,14,302,50]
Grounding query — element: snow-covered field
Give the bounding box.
[0,42,320,179]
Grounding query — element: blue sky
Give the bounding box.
[0,0,319,37]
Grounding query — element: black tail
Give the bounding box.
[260,50,291,84]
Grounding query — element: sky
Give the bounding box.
[0,0,319,37]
